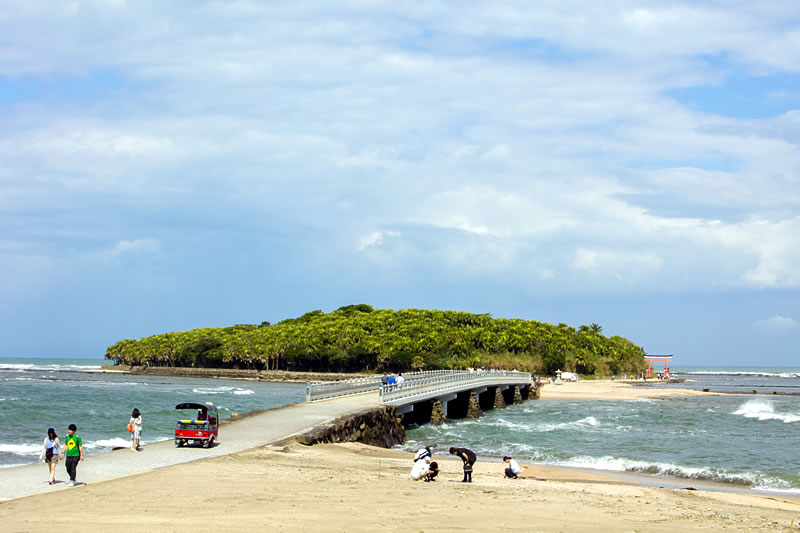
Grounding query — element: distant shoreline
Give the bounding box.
[88,364,379,383]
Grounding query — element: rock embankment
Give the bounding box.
[101,365,376,383]
[293,406,405,448]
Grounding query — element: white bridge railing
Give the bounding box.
[379,370,532,403]
[305,370,463,402]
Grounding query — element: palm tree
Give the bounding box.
[590,323,603,334]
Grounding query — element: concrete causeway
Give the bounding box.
[0,393,380,502]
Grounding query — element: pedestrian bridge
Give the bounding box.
[306,370,538,425]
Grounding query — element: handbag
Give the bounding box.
[127,423,134,433]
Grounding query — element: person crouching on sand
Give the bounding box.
[449,446,477,482]
[129,408,142,452]
[40,427,61,485]
[409,457,439,481]
[503,456,521,479]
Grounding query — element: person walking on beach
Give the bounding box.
[60,423,84,486]
[129,408,142,452]
[39,428,61,485]
[449,446,477,482]
[503,456,521,479]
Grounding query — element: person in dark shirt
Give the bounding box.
[449,446,477,482]
[425,461,439,482]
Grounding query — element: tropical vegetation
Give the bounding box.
[105,305,647,376]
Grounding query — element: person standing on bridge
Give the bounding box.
[449,446,477,482]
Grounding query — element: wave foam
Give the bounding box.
[538,416,600,432]
[0,363,101,371]
[87,438,131,449]
[233,389,254,395]
[192,386,235,395]
[733,399,800,423]
[0,443,40,455]
[554,455,797,491]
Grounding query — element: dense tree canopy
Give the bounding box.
[105,306,647,376]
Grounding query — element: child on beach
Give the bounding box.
[39,428,61,485]
[129,408,142,452]
[503,456,521,479]
[60,423,84,486]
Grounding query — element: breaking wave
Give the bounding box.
[554,455,800,492]
[0,443,40,455]
[733,399,800,423]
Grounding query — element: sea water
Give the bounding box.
[4,359,798,494]
[0,358,304,468]
[403,367,800,494]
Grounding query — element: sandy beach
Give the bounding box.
[3,380,798,532]
[2,441,798,532]
[538,379,715,400]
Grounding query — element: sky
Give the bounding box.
[1,1,799,366]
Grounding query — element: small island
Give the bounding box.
[105,305,646,378]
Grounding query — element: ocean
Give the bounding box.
[402,366,800,494]
[0,358,304,468]
[2,358,798,495]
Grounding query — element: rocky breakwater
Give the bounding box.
[294,406,405,448]
[102,365,375,383]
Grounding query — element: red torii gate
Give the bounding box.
[644,354,673,378]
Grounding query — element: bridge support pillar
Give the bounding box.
[438,394,458,417]
[493,387,506,409]
[430,399,447,426]
[528,382,543,400]
[501,385,515,405]
[466,391,483,418]
[513,386,523,405]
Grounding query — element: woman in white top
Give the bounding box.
[129,408,142,452]
[40,427,61,485]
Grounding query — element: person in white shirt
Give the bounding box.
[413,446,431,463]
[40,427,61,485]
[503,456,521,478]
[409,457,438,481]
[396,373,405,389]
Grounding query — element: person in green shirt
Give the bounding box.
[60,423,84,486]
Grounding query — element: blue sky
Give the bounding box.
[1,1,799,366]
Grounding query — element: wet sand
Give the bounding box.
[2,442,798,532]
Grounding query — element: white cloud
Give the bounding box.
[573,249,662,276]
[98,238,161,263]
[1,1,800,294]
[754,315,798,333]
[357,231,400,251]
